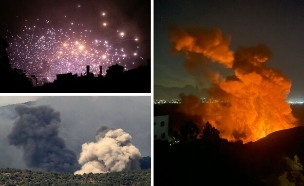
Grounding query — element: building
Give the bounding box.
[154,115,169,140]
[105,63,124,78]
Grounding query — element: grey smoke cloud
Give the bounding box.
[75,126,141,174]
[36,97,151,157]
[0,96,150,171]
[7,104,80,172]
[0,115,25,169]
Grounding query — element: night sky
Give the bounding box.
[0,0,150,81]
[155,0,304,100]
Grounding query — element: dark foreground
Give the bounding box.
[155,126,304,186]
[0,168,151,186]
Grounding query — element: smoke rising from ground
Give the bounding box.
[75,126,141,174]
[36,97,151,157]
[172,27,297,142]
[0,97,150,170]
[7,104,80,172]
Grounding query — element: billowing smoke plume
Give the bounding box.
[7,104,80,172]
[74,126,141,174]
[171,26,234,68]
[171,27,297,142]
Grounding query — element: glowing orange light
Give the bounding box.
[173,27,297,143]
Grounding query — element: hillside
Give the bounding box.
[248,126,304,156]
[155,125,304,185]
[0,168,150,186]
[154,84,207,99]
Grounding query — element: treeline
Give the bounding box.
[0,168,151,186]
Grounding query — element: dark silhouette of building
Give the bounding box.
[106,64,124,79]
[34,61,150,93]
[98,66,103,77]
[56,73,78,82]
[85,65,94,78]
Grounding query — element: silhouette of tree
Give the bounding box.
[0,37,32,92]
[202,121,220,140]
[180,120,199,140]
[31,75,38,86]
[0,37,10,70]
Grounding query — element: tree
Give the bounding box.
[180,120,199,141]
[202,121,220,140]
[0,37,33,92]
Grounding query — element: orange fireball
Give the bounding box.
[172,27,297,143]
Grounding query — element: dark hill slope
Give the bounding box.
[155,126,304,185]
[249,126,304,158]
[235,126,304,185]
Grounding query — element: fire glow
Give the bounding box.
[171,26,297,143]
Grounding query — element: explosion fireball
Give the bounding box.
[171,26,297,143]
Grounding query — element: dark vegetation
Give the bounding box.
[155,103,304,185]
[0,168,150,186]
[0,37,32,92]
[155,125,304,185]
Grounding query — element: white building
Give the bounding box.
[154,115,169,140]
